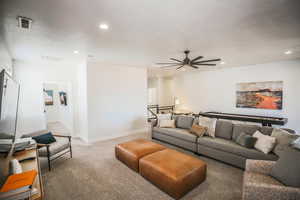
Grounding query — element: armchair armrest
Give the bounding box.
[243,180,300,200]
[245,159,276,175]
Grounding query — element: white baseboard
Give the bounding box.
[87,128,149,144]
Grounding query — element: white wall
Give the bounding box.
[147,77,175,106]
[43,82,74,132]
[75,61,89,142]
[14,60,78,137]
[87,62,148,142]
[173,59,300,132]
[0,42,13,74]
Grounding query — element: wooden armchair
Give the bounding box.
[23,131,72,171]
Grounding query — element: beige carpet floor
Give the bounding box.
[41,132,243,200]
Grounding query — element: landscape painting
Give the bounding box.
[44,90,54,106]
[236,81,283,110]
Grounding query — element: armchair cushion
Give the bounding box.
[39,137,70,157]
[32,132,56,144]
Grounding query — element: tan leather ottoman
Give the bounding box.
[139,149,207,199]
[115,139,166,172]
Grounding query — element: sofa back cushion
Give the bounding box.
[175,116,194,129]
[215,120,233,140]
[232,124,260,141]
[271,128,299,156]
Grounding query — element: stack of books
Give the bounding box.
[0,170,37,200]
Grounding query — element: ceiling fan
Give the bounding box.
[156,50,221,70]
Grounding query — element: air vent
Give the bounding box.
[17,16,33,29]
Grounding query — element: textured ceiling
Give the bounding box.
[1,0,300,71]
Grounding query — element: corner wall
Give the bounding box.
[86,62,148,142]
[173,59,300,132]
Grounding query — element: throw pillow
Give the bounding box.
[271,128,299,156]
[159,119,176,128]
[253,131,276,154]
[176,116,194,129]
[270,148,300,187]
[190,125,207,137]
[156,113,172,127]
[198,117,217,137]
[235,132,257,149]
[291,137,300,150]
[32,132,56,144]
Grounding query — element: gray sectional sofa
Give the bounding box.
[151,116,295,169]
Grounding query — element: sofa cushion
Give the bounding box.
[232,124,260,141]
[259,126,274,136]
[175,116,194,129]
[156,113,172,127]
[197,137,278,160]
[215,120,233,140]
[159,119,176,128]
[152,127,197,143]
[39,137,70,157]
[198,117,217,138]
[190,124,207,137]
[270,149,300,187]
[235,132,257,149]
[271,128,299,156]
[253,131,277,154]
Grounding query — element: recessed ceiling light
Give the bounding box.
[220,61,226,65]
[284,50,293,55]
[73,50,79,54]
[99,23,109,30]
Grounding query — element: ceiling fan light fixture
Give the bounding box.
[156,50,221,70]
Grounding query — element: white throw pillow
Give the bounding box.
[198,117,217,137]
[159,119,176,128]
[157,113,172,127]
[253,131,276,154]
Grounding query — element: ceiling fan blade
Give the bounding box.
[191,65,199,69]
[193,63,217,66]
[191,56,203,62]
[160,64,183,68]
[193,59,221,64]
[176,65,184,70]
[156,62,179,65]
[170,58,182,63]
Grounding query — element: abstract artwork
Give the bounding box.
[236,81,283,110]
[44,90,54,106]
[59,92,67,106]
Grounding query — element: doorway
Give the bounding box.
[43,82,74,136]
